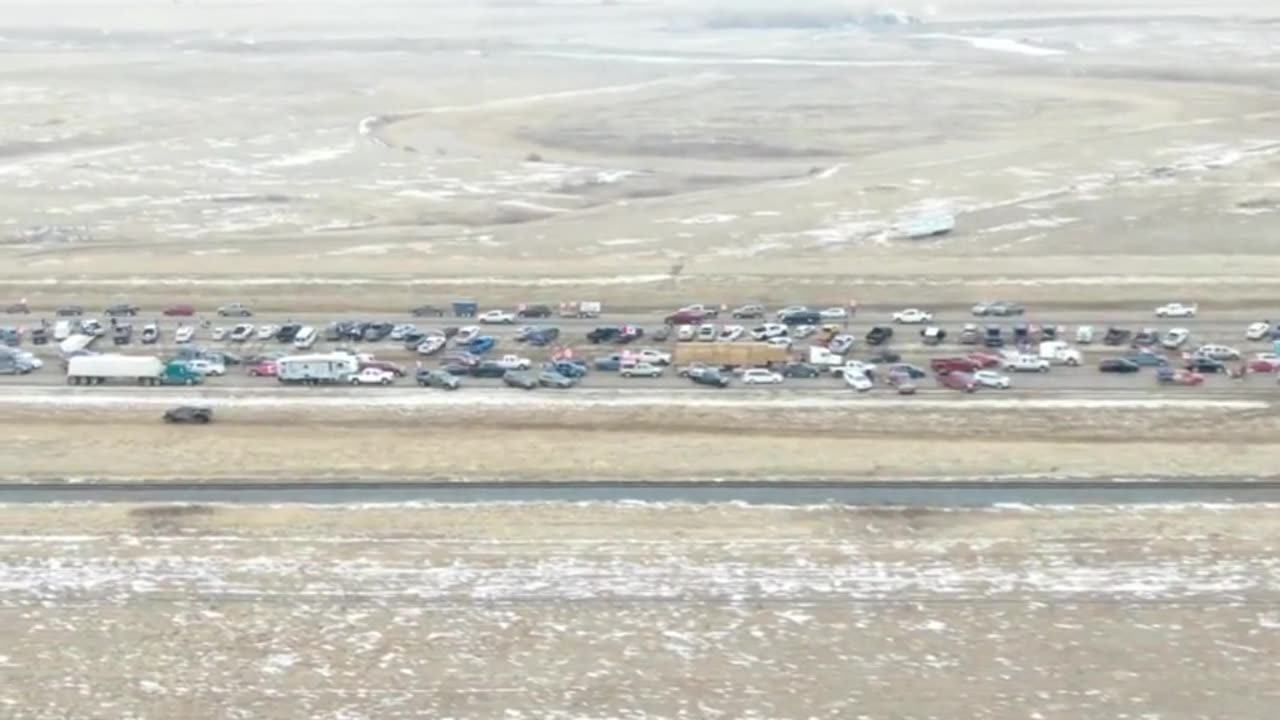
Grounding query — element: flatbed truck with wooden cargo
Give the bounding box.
[673,343,789,369]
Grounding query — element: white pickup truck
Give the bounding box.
[493,354,532,370]
[634,347,672,365]
[1003,354,1051,372]
[831,360,877,379]
[1155,302,1198,318]
[479,310,516,324]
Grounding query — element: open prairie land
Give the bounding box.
[0,0,1278,309]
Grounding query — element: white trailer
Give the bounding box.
[59,334,96,355]
[277,353,358,385]
[67,354,164,385]
[559,301,602,318]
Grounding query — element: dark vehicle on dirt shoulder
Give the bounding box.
[163,406,213,424]
[865,325,894,346]
[410,304,446,317]
[1099,358,1140,373]
[4,301,29,314]
[782,362,822,378]
[937,372,977,392]
[689,369,731,388]
[416,368,460,390]
[502,370,538,390]
[163,303,195,317]
[57,305,85,317]
[731,304,766,320]
[104,303,139,317]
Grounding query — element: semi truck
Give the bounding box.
[673,342,788,369]
[276,353,359,385]
[66,354,203,386]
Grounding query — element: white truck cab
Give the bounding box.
[1038,341,1082,366]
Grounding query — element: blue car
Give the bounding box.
[545,360,588,378]
[1125,353,1169,368]
[467,336,496,354]
[526,329,561,347]
[593,354,623,371]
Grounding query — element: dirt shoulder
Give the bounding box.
[3,402,1279,480]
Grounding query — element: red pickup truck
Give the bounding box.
[931,357,980,374]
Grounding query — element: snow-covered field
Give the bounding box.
[1,0,1278,275]
[0,501,1276,718]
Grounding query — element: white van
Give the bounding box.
[293,326,317,350]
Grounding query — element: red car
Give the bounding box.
[247,360,278,377]
[931,357,980,374]
[359,360,405,377]
[163,303,195,316]
[938,372,978,392]
[664,310,706,325]
[1157,368,1205,386]
[966,352,1004,369]
[1248,357,1280,373]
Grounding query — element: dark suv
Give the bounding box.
[689,369,730,388]
[105,303,139,317]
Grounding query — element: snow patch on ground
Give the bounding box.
[655,213,738,225]
[913,33,1065,57]
[528,50,936,68]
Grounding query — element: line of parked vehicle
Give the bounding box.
[6,297,1280,393]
